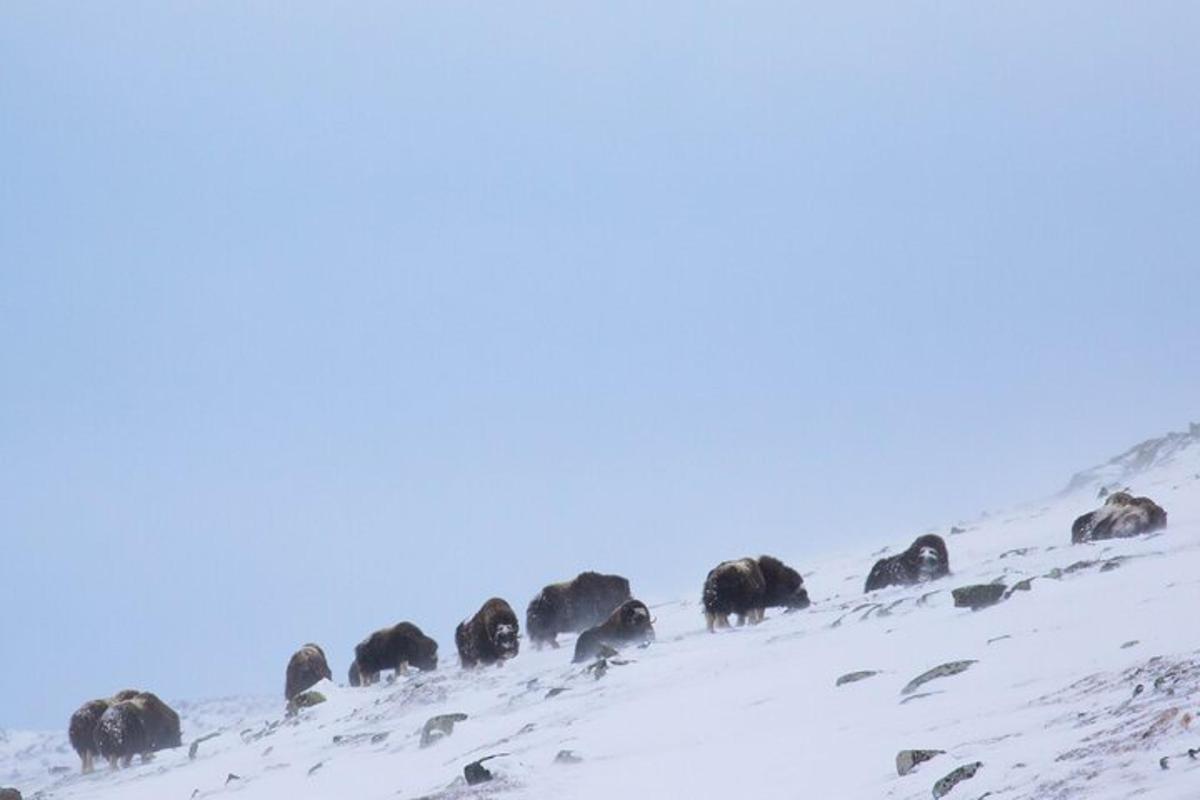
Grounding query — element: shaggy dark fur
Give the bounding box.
[456,598,520,668]
[0,788,21,800]
[757,555,812,611]
[68,690,142,773]
[1072,491,1168,544]
[285,643,333,700]
[572,599,656,663]
[131,692,182,754]
[348,660,362,687]
[94,701,148,769]
[353,622,438,685]
[864,534,950,592]
[526,571,632,648]
[702,555,811,631]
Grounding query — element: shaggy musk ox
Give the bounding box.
[353,622,438,685]
[1072,492,1167,544]
[702,555,811,632]
[864,534,950,593]
[285,643,333,700]
[93,692,181,769]
[68,690,141,773]
[572,599,656,663]
[526,571,632,649]
[456,598,520,667]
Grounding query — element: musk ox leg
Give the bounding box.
[735,613,747,627]
[705,612,716,632]
[396,660,409,676]
[121,754,133,768]
[81,751,92,774]
[108,756,119,771]
[716,613,730,629]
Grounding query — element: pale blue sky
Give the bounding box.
[2,2,1197,728]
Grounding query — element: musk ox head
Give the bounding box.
[615,599,655,638]
[525,586,563,643]
[908,534,950,580]
[757,555,810,610]
[492,621,519,660]
[410,634,439,671]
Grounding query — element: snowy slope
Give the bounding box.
[5,429,1200,800]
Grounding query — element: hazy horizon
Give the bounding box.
[2,2,1198,729]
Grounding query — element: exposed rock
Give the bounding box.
[896,749,944,776]
[421,713,468,748]
[902,661,977,695]
[464,754,506,785]
[1005,578,1034,598]
[286,691,327,715]
[837,670,881,686]
[554,750,583,764]
[1122,640,1140,649]
[545,687,569,699]
[225,773,241,784]
[952,584,1007,610]
[932,762,982,798]
[189,732,220,760]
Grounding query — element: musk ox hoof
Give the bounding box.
[285,691,327,716]
[932,762,983,798]
[901,660,977,695]
[951,583,1007,610]
[420,713,468,748]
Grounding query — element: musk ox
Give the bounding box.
[285,643,333,700]
[526,571,632,649]
[702,555,811,632]
[864,534,950,592]
[94,692,181,769]
[0,788,21,800]
[1072,492,1167,544]
[456,598,520,668]
[572,599,656,663]
[348,660,363,687]
[68,690,142,773]
[352,622,438,685]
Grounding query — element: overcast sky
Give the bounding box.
[2,2,1197,729]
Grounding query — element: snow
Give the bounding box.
[4,432,1200,799]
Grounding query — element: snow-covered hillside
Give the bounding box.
[5,427,1200,800]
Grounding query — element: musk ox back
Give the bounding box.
[864,534,950,592]
[456,597,519,668]
[285,643,333,700]
[573,599,655,663]
[1072,492,1167,544]
[526,571,632,648]
[353,622,438,685]
[68,690,143,773]
[757,555,811,610]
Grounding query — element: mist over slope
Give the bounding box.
[4,424,1199,800]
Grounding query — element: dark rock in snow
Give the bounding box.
[554,750,583,764]
[896,749,944,776]
[932,761,982,798]
[1005,578,1034,597]
[902,661,977,695]
[286,691,326,716]
[421,713,468,747]
[1122,640,1140,649]
[836,670,881,686]
[189,732,220,760]
[464,754,506,785]
[952,584,1007,610]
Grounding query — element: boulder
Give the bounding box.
[902,661,977,695]
[836,670,881,687]
[952,584,1006,610]
[420,713,468,748]
[932,761,982,798]
[896,749,944,776]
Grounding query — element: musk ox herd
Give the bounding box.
[64,490,1168,777]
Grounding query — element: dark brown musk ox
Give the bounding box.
[572,599,656,663]
[285,643,333,701]
[1072,491,1167,544]
[0,788,21,800]
[352,622,438,686]
[526,571,632,649]
[93,692,182,769]
[864,534,950,593]
[348,660,363,687]
[702,555,811,632]
[456,597,520,668]
[68,689,141,773]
